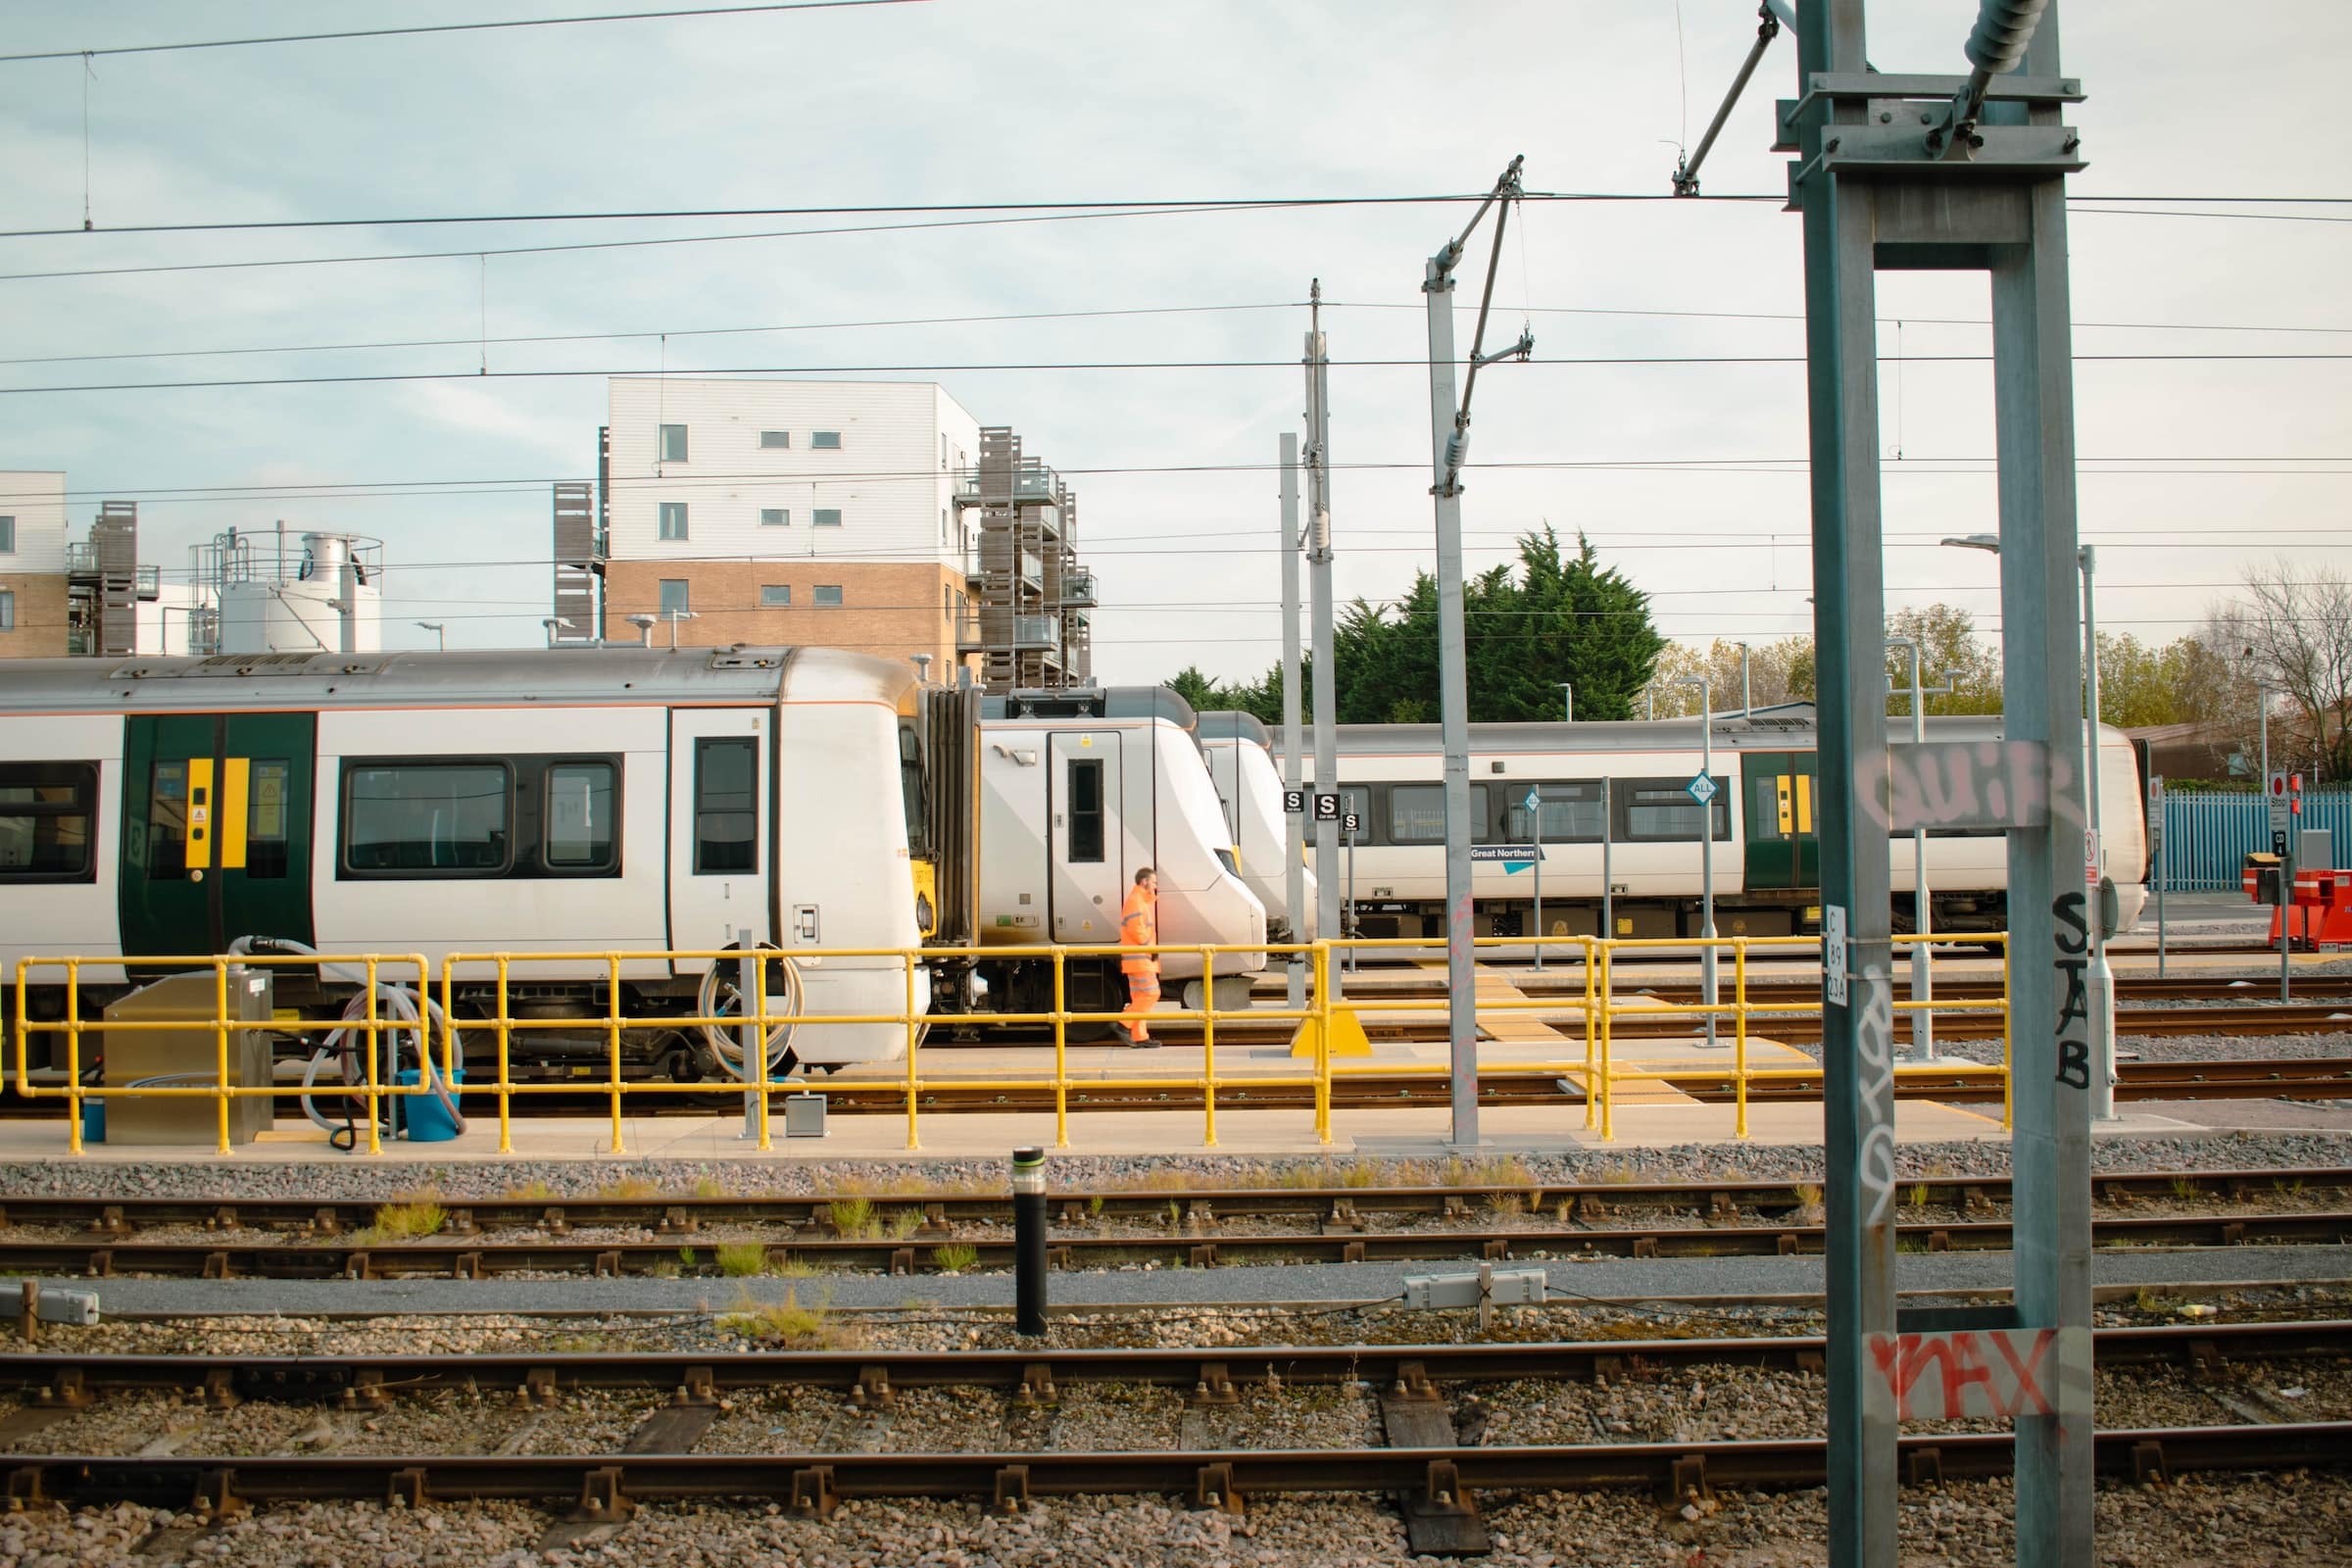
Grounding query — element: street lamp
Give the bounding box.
[541,616,573,648]
[663,608,698,650]
[1942,532,2117,1118]
[1555,682,1573,724]
[1734,642,1752,717]
[414,620,446,652]
[625,612,659,648]
[1675,675,1719,1049]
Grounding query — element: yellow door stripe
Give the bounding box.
[1795,771,1813,834]
[186,756,216,872]
[219,758,250,870]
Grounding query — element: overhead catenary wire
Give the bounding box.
[0,1,928,65]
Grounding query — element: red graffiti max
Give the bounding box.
[1867,1329,2057,1421]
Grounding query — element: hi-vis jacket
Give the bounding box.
[1119,886,1158,977]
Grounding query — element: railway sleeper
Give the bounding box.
[1905,1447,1943,1488]
[1196,1460,1244,1516]
[574,1465,635,1526]
[193,1467,246,1520]
[994,1463,1029,1514]
[790,1464,837,1520]
[387,1467,428,1510]
[1016,1364,1059,1406]
[1663,1452,1712,1508]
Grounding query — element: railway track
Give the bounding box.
[4,1320,2344,1403]
[5,1207,2347,1278]
[5,1165,2342,1241]
[2,1326,2345,1524]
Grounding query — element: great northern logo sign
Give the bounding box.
[1469,846,1543,874]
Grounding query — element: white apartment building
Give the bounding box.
[599,378,984,671]
[0,471,70,657]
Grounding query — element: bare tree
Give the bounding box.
[2210,560,2352,783]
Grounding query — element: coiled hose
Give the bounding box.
[228,937,467,1151]
[694,944,803,1081]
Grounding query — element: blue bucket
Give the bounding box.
[393,1065,464,1143]
[79,1100,105,1144]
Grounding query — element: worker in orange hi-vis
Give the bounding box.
[1118,866,1161,1048]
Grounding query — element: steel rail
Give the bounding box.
[5,1425,2347,1515]
[7,1210,2349,1278]
[4,1321,2347,1402]
[2,1166,2343,1237]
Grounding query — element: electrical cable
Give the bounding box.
[0,1,928,65]
[10,350,2352,397]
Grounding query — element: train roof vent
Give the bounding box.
[108,652,389,679]
[707,647,784,669]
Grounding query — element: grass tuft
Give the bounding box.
[355,1198,445,1246]
[828,1198,876,1239]
[714,1241,771,1277]
[595,1177,662,1200]
[718,1289,853,1348]
[933,1243,980,1273]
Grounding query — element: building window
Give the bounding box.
[0,589,12,632]
[813,584,844,607]
[659,579,690,614]
[343,761,513,876]
[760,585,791,608]
[544,761,617,871]
[813,509,842,527]
[659,502,689,540]
[759,430,790,450]
[940,435,948,470]
[0,515,14,553]
[760,508,789,527]
[693,738,758,874]
[811,430,842,450]
[0,761,97,882]
[660,424,688,463]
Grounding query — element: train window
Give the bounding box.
[899,727,929,859]
[694,739,759,874]
[1619,778,1732,843]
[1388,782,1497,844]
[0,761,97,882]
[343,761,512,875]
[246,760,292,878]
[1505,782,1603,843]
[149,761,189,879]
[1066,759,1104,862]
[1750,778,1785,842]
[544,762,617,870]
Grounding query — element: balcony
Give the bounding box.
[955,612,1061,653]
[1020,550,1045,589]
[1059,568,1097,608]
[954,466,1061,507]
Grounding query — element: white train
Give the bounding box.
[1197,710,1317,941]
[1328,710,2147,945]
[0,649,1265,1080]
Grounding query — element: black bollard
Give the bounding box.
[1013,1146,1047,1336]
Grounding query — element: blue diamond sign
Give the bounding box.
[1686,772,1719,808]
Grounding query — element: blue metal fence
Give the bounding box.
[2159,790,2352,891]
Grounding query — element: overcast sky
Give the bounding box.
[2,0,2345,685]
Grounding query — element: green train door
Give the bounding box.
[121,712,317,957]
[1741,751,1820,891]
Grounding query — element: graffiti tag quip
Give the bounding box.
[2052,891,2090,1091]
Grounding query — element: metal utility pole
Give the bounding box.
[1678,677,1720,1049]
[1281,433,1306,1008]
[1768,2,2096,1562]
[1886,635,1936,1060]
[1736,642,1753,717]
[1557,682,1573,724]
[1305,283,1341,997]
[2081,544,2116,1120]
[1423,157,1535,1151]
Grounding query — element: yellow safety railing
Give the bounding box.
[12,953,434,1156]
[432,942,1330,1156]
[11,931,2013,1155]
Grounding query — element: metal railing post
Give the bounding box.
[1052,950,1070,1150]
[903,953,921,1152]
[1599,939,1616,1141]
[360,957,380,1156]
[1735,937,1750,1140]
[1582,936,1597,1130]
[494,957,514,1154]
[605,955,624,1155]
[64,960,83,1156]
[1314,941,1334,1145]
[751,953,772,1152]
[1200,946,1218,1149]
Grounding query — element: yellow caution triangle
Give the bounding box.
[1289,1005,1373,1058]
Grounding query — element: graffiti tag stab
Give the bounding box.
[1855,970,1898,1228]
[1866,1330,2060,1421]
[2052,891,2090,1091]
